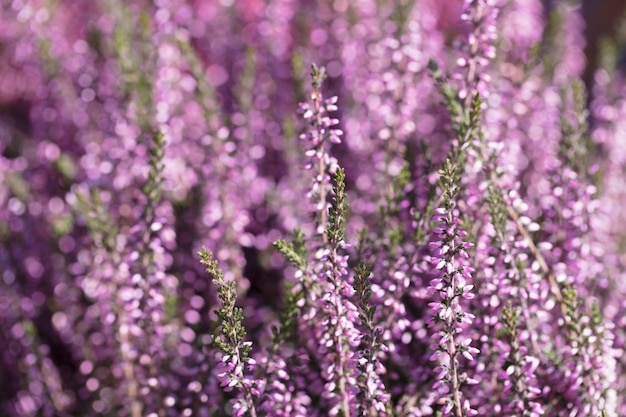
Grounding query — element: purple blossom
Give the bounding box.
[428,207,479,417]
[455,0,499,102]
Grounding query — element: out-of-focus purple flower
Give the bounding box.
[455,0,499,102]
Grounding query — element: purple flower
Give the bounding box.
[428,204,479,417]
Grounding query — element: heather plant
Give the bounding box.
[1,0,626,416]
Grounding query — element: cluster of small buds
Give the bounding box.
[500,303,545,417]
[299,65,343,237]
[355,357,389,416]
[257,353,310,417]
[317,168,361,416]
[549,286,618,416]
[353,265,391,417]
[316,256,361,416]
[300,95,341,140]
[428,207,479,417]
[199,248,261,417]
[456,0,499,102]
[215,349,262,417]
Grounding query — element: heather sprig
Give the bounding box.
[501,303,544,417]
[553,284,617,415]
[125,129,174,417]
[538,1,586,84]
[178,28,255,295]
[73,188,118,254]
[451,2,593,389]
[274,230,308,273]
[378,163,413,255]
[112,6,155,130]
[137,130,166,263]
[0,290,72,417]
[427,66,482,417]
[326,168,347,248]
[275,66,360,416]
[354,263,391,416]
[299,63,343,242]
[73,187,145,417]
[260,233,311,416]
[558,80,592,176]
[428,160,479,417]
[317,167,360,417]
[464,180,534,414]
[199,248,260,417]
[428,59,483,161]
[484,184,542,358]
[456,0,499,103]
[271,229,312,348]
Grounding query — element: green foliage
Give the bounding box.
[270,237,311,385]
[354,227,371,267]
[272,280,301,346]
[37,36,58,76]
[199,248,251,359]
[272,231,309,347]
[273,229,308,271]
[486,185,509,241]
[51,215,74,238]
[143,131,166,208]
[428,59,462,121]
[502,302,519,339]
[379,163,411,252]
[562,283,582,329]
[133,129,167,273]
[6,171,30,203]
[326,168,348,247]
[429,59,483,214]
[390,0,417,36]
[559,80,592,176]
[536,5,563,77]
[177,38,221,121]
[310,63,327,90]
[74,189,118,253]
[597,7,626,72]
[438,157,461,208]
[54,153,78,182]
[354,264,376,330]
[231,46,257,137]
[291,49,306,104]
[113,7,154,126]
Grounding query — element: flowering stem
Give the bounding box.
[481,156,571,344]
[428,64,481,416]
[199,248,259,417]
[503,199,564,306]
[440,208,472,417]
[311,65,329,245]
[76,191,144,417]
[326,168,352,417]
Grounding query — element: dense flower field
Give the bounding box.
[2,0,626,416]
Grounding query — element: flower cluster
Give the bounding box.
[299,64,343,237]
[428,204,479,417]
[456,0,499,101]
[199,248,261,417]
